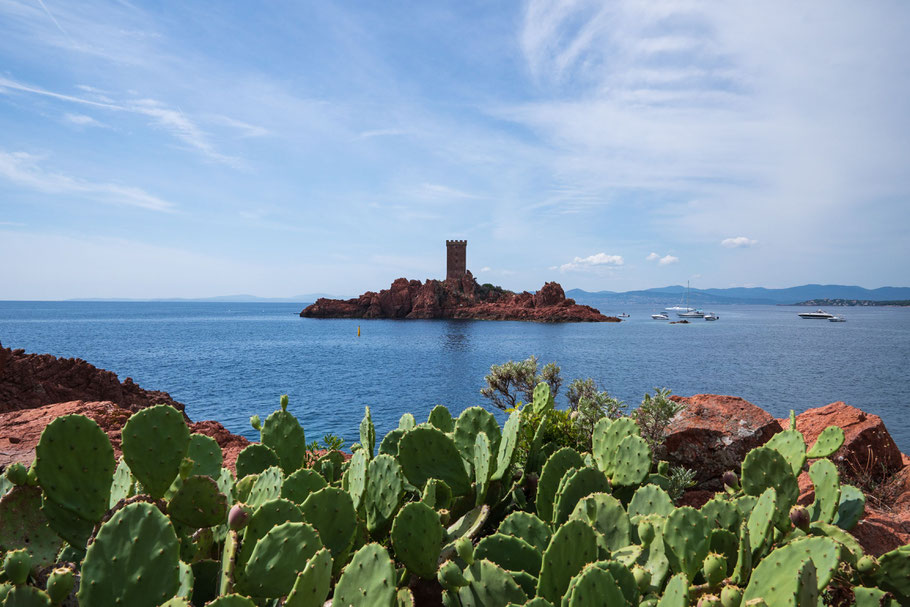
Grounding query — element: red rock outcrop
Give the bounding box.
[0,400,249,472]
[0,344,186,415]
[794,401,904,480]
[664,394,784,488]
[301,274,618,323]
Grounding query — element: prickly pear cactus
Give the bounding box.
[497,511,551,552]
[35,414,115,523]
[536,447,584,523]
[390,501,444,579]
[592,416,639,477]
[566,565,625,607]
[239,521,323,598]
[359,406,376,460]
[454,407,502,468]
[333,543,396,607]
[235,444,280,479]
[552,467,611,525]
[167,474,229,528]
[261,398,306,474]
[628,484,675,518]
[537,519,598,603]
[187,433,224,478]
[807,459,839,524]
[742,537,840,606]
[284,548,333,607]
[663,506,710,580]
[764,428,807,477]
[0,486,62,569]
[78,501,181,607]
[428,404,455,433]
[568,492,630,551]
[300,487,357,568]
[121,404,190,499]
[805,426,845,458]
[397,427,471,495]
[474,532,541,577]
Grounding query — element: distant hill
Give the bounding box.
[66,294,347,303]
[567,284,910,307]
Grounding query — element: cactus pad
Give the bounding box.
[77,501,180,607]
[390,502,444,579]
[805,426,845,458]
[553,467,611,525]
[246,465,284,509]
[741,446,798,516]
[187,433,224,478]
[611,434,652,486]
[537,519,598,603]
[427,404,455,433]
[206,595,257,607]
[121,405,190,499]
[807,459,840,524]
[475,533,541,577]
[301,487,357,566]
[365,454,404,537]
[458,559,528,607]
[282,468,328,505]
[497,511,551,552]
[168,474,228,528]
[0,486,62,569]
[592,417,639,477]
[454,407,502,467]
[536,447,584,523]
[378,429,406,457]
[398,427,471,495]
[747,487,777,559]
[742,537,839,606]
[492,410,521,482]
[240,521,323,598]
[285,547,333,607]
[359,406,376,460]
[566,565,625,607]
[236,498,304,573]
[333,543,396,607]
[629,484,675,518]
[35,413,115,521]
[261,408,306,474]
[663,506,710,580]
[833,484,865,530]
[235,444,280,480]
[474,431,492,505]
[569,492,630,551]
[764,429,807,477]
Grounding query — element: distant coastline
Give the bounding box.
[790,298,910,307]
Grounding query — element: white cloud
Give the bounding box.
[0,150,176,212]
[64,113,105,127]
[646,252,659,261]
[721,236,758,248]
[559,252,624,272]
[479,266,491,272]
[658,255,679,266]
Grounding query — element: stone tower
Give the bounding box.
[446,240,467,281]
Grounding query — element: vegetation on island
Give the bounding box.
[792,299,910,307]
[1,374,909,606]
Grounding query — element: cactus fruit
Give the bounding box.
[35,414,115,524]
[723,471,739,491]
[228,504,252,530]
[856,555,879,574]
[568,492,630,551]
[250,415,261,431]
[333,543,397,607]
[365,454,405,537]
[536,519,598,603]
[284,548,333,607]
[240,521,323,598]
[260,402,306,474]
[359,406,376,460]
[720,585,743,607]
[301,487,357,568]
[536,447,584,523]
[3,549,31,585]
[45,567,75,605]
[663,506,710,580]
[121,404,190,499]
[805,426,845,458]
[5,462,28,486]
[0,486,62,569]
[789,505,810,531]
[702,553,727,589]
[428,404,456,433]
[77,501,181,607]
[397,427,471,495]
[497,511,551,552]
[697,595,722,607]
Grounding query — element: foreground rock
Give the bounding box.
[665,394,783,488]
[0,344,186,414]
[0,400,249,471]
[301,274,618,323]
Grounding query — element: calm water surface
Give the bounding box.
[1,302,908,451]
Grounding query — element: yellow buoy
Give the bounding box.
[357,325,361,337]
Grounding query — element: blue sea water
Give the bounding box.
[1,301,908,452]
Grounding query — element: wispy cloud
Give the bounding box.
[646,252,659,261]
[0,76,241,166]
[658,255,679,266]
[0,150,176,212]
[63,113,105,128]
[559,252,624,272]
[721,236,758,248]
[359,128,406,139]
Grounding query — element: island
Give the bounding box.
[300,240,619,322]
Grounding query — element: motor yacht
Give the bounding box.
[651,313,669,320]
[798,309,835,319]
[678,309,706,318]
[704,312,719,321]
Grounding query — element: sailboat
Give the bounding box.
[675,282,705,318]
[665,282,695,313]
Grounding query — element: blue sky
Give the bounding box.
[1,1,908,299]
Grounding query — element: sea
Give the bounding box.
[1,301,908,452]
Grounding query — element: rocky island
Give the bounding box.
[300,240,619,322]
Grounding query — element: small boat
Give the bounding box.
[704,312,719,321]
[829,315,846,322]
[651,313,669,320]
[798,309,835,319]
[619,313,630,318]
[678,309,706,318]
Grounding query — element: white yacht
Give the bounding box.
[678,309,706,318]
[798,309,835,319]
[651,313,669,320]
[665,281,695,313]
[704,312,719,321]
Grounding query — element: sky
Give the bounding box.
[1,1,908,299]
